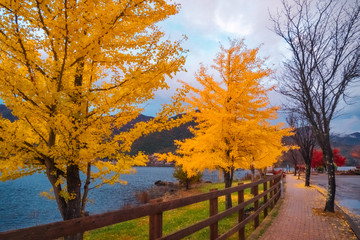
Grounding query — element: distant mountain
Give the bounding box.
[331,132,360,146]
[331,132,360,165]
[112,114,154,135]
[113,113,194,155]
[0,104,16,122]
[0,104,191,155]
[281,128,360,166]
[130,119,194,155]
[4,103,356,163]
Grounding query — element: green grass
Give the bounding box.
[258,209,279,238]
[85,180,271,240]
[252,200,281,240]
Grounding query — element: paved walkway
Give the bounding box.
[259,175,357,240]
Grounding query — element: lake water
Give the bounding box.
[0,167,247,232]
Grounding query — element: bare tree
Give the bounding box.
[287,113,317,186]
[281,147,303,176]
[272,0,360,212]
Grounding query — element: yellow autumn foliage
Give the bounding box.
[0,0,188,219]
[159,39,292,176]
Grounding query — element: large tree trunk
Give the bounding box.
[323,147,335,212]
[63,164,83,240]
[250,165,255,182]
[185,178,190,190]
[46,129,84,239]
[317,131,335,212]
[305,163,311,187]
[64,165,82,219]
[81,163,91,216]
[223,168,234,209]
[63,63,85,240]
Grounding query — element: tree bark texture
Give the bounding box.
[223,168,234,209]
[305,163,311,187]
[323,146,335,212]
[63,164,83,240]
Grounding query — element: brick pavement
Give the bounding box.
[259,174,357,240]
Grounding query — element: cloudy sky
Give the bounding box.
[142,0,360,135]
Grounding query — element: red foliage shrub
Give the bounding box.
[311,149,324,168]
[333,148,346,167]
[311,148,346,168]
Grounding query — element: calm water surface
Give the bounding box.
[0,167,246,232]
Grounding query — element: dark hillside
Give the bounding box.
[0,106,192,155]
[281,129,360,166]
[331,132,360,146]
[0,104,16,122]
[111,113,194,155]
[1,105,357,163]
[130,120,194,155]
[330,133,360,165]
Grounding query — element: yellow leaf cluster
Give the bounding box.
[0,0,186,204]
[160,39,293,176]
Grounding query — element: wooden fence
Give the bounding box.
[0,173,283,240]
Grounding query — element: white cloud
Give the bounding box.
[144,0,360,134]
[148,0,292,117]
[332,116,360,134]
[214,8,253,36]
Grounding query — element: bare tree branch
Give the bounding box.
[272,0,360,212]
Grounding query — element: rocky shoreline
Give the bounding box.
[134,180,180,204]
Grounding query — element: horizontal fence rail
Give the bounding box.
[0,173,284,240]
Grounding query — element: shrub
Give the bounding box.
[173,166,202,190]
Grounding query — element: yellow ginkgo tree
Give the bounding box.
[0,0,187,233]
[160,39,292,209]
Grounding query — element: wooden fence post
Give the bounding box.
[276,176,280,201]
[280,174,284,199]
[238,183,245,240]
[149,199,163,240]
[270,179,274,209]
[263,181,268,218]
[209,188,218,240]
[253,185,259,228]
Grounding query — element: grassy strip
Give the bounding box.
[259,208,279,237]
[85,181,268,240]
[247,199,282,240]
